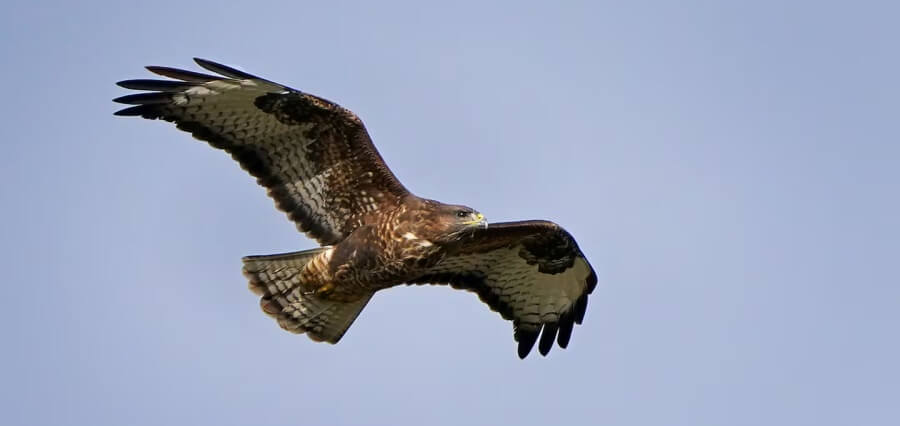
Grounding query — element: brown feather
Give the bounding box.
[410,220,597,358]
[114,60,409,245]
[115,60,598,359]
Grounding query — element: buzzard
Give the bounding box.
[114,59,597,358]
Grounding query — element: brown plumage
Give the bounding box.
[115,58,597,358]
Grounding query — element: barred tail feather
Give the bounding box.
[242,248,373,344]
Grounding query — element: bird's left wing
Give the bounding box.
[114,58,409,245]
[410,220,597,358]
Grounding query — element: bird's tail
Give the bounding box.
[242,248,373,344]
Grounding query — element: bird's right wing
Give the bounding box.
[411,220,597,358]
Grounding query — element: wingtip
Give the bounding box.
[557,314,575,348]
[516,328,539,359]
[116,79,193,91]
[112,108,133,116]
[574,295,589,325]
[145,65,219,82]
[192,57,262,80]
[586,268,598,293]
[538,323,559,356]
[517,346,530,359]
[113,105,161,118]
[112,93,170,105]
[111,94,131,104]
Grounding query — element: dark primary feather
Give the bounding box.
[116,79,193,92]
[557,312,575,348]
[194,57,263,80]
[574,294,590,324]
[411,220,597,358]
[538,323,559,356]
[112,92,172,105]
[516,328,540,359]
[145,65,218,82]
[114,59,410,245]
[113,105,154,117]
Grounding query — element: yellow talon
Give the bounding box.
[316,283,335,295]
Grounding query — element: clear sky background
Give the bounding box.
[1,1,897,425]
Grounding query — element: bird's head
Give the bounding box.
[449,206,487,229]
[438,204,487,242]
[416,201,487,244]
[402,198,487,246]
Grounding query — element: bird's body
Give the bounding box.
[275,197,471,302]
[115,59,597,358]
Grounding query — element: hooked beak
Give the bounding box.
[471,212,488,229]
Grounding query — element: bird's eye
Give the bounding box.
[456,210,469,218]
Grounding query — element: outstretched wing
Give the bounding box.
[114,58,409,245]
[411,220,597,359]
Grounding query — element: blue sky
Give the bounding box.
[1,1,898,425]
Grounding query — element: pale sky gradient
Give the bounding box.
[1,1,898,425]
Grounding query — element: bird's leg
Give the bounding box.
[315,265,355,296]
[314,282,335,295]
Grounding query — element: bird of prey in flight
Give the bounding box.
[114,59,597,358]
